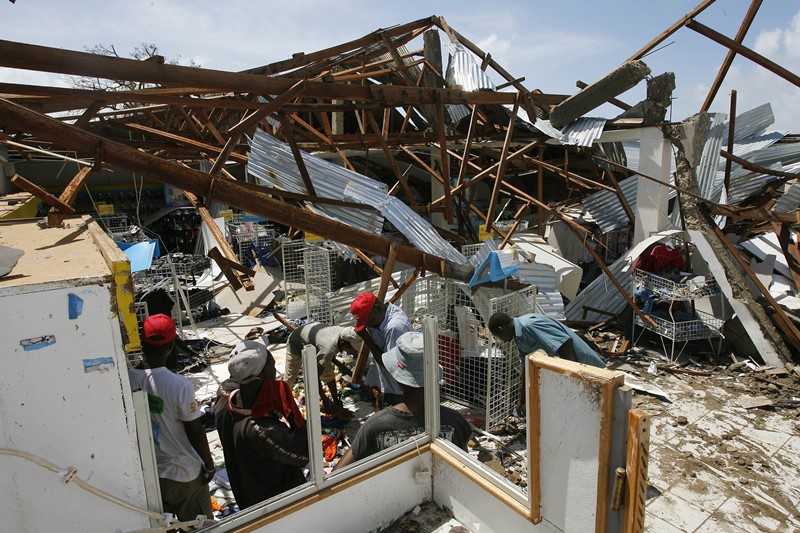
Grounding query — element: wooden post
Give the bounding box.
[624,409,650,533]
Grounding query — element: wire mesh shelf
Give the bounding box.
[633,269,719,301]
[634,308,723,342]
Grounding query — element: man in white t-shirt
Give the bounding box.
[128,314,215,522]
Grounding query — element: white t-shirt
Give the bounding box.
[128,367,204,482]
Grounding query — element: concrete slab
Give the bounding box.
[646,491,712,532]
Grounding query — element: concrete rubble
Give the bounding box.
[2,3,800,532]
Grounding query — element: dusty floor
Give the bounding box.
[184,313,800,532]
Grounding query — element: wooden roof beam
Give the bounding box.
[686,18,800,89]
[0,40,517,106]
[0,98,470,279]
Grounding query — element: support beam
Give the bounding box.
[10,174,76,216]
[550,61,651,130]
[485,94,520,227]
[0,98,468,279]
[686,18,800,90]
[0,40,518,106]
[700,0,763,112]
[626,0,718,61]
[377,243,399,302]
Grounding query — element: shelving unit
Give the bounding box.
[632,267,724,361]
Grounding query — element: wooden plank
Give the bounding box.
[700,0,764,112]
[377,242,399,302]
[281,114,317,197]
[388,268,422,304]
[724,90,737,191]
[484,93,520,227]
[497,201,531,249]
[123,122,247,162]
[207,246,242,291]
[47,166,93,225]
[366,112,417,207]
[457,105,479,187]
[347,246,400,289]
[771,222,800,290]
[183,188,254,291]
[435,92,453,223]
[686,19,800,89]
[10,174,76,215]
[227,79,307,137]
[625,0,717,61]
[623,409,650,533]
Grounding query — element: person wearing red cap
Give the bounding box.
[350,292,411,405]
[128,314,215,523]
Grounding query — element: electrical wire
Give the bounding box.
[0,448,205,531]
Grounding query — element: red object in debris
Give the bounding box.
[438,332,461,383]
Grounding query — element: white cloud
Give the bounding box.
[753,28,782,57]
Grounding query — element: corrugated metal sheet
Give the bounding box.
[774,182,800,213]
[515,262,564,318]
[248,130,467,265]
[343,183,468,265]
[248,129,385,234]
[581,176,639,233]
[723,143,800,205]
[445,42,495,92]
[732,102,775,141]
[534,117,606,147]
[695,112,728,202]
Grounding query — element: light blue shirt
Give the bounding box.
[365,302,411,395]
[513,314,605,368]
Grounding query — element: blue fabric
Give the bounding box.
[513,314,605,368]
[468,251,519,287]
[364,303,411,395]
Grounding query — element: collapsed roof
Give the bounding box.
[2,4,800,364]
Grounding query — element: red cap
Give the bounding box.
[142,314,177,346]
[350,292,377,332]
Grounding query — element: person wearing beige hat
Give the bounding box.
[214,337,309,509]
[284,321,363,418]
[333,331,471,470]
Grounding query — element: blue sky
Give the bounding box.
[2,0,799,130]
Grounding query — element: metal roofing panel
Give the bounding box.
[248,130,467,265]
[732,102,774,141]
[774,182,800,213]
[695,113,728,202]
[515,262,564,318]
[534,117,606,147]
[581,175,639,233]
[445,42,495,92]
[344,182,468,265]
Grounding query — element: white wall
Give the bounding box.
[0,282,150,532]
[219,453,432,533]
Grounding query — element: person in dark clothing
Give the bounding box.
[214,334,309,509]
[333,331,471,470]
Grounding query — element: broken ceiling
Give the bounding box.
[2,2,800,365]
